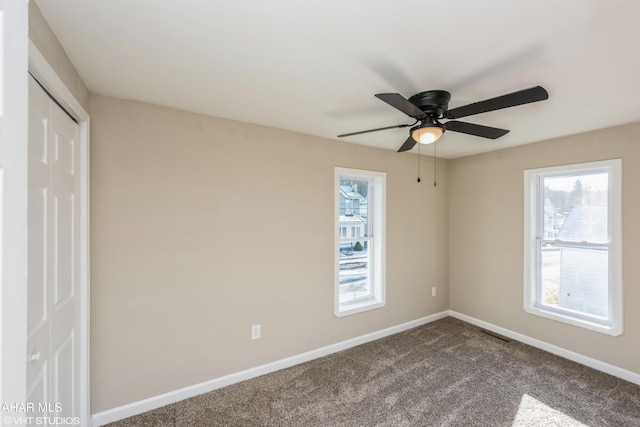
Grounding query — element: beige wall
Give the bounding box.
[449,122,640,374]
[89,95,449,412]
[29,2,89,110]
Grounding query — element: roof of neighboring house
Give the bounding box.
[339,185,365,200]
[557,206,608,243]
[339,214,366,224]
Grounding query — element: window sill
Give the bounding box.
[523,305,622,336]
[335,300,385,318]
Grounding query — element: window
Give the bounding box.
[335,167,386,316]
[523,159,622,335]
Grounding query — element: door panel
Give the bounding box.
[26,365,48,420]
[27,77,51,403]
[49,86,80,418]
[52,193,74,307]
[27,187,48,335]
[52,333,75,415]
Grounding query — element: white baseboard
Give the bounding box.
[448,310,640,386]
[91,310,449,426]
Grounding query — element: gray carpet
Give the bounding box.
[107,317,640,426]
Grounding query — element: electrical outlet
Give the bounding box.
[251,324,261,340]
[432,286,437,297]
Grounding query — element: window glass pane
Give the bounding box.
[339,179,369,237]
[540,243,561,306]
[543,172,608,243]
[338,241,370,303]
[540,243,609,319]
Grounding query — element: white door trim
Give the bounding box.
[1,1,29,422]
[28,42,89,123]
[28,41,91,426]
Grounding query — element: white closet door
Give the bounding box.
[27,75,81,420]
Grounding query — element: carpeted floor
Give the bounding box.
[107,317,640,426]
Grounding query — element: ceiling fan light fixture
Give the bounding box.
[411,123,443,144]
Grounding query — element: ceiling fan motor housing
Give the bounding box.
[408,90,451,117]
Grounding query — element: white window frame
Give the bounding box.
[334,167,386,317]
[523,159,622,336]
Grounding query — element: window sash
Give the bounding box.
[539,239,609,248]
[535,240,611,325]
[534,169,612,324]
[339,177,373,304]
[523,159,622,336]
[338,260,372,304]
[338,236,374,303]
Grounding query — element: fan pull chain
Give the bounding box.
[417,143,421,183]
[433,142,437,187]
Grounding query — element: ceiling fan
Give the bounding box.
[338,86,549,152]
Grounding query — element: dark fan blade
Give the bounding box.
[444,121,509,139]
[337,123,413,138]
[397,136,418,152]
[375,93,425,119]
[445,86,548,119]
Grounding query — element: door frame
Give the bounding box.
[1,1,29,421]
[28,41,91,424]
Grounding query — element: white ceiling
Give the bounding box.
[35,0,640,159]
